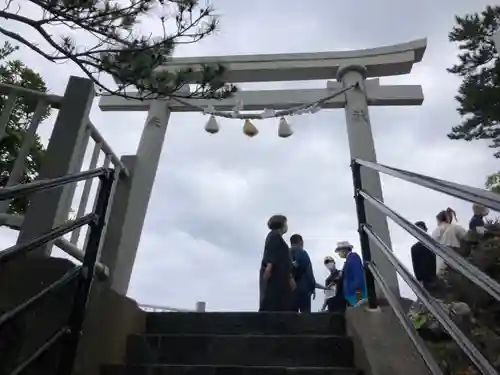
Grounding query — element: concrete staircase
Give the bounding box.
[101,312,361,375]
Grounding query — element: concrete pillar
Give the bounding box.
[103,101,171,295]
[17,76,94,256]
[337,65,400,298]
[99,156,136,288]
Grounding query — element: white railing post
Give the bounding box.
[195,301,206,312]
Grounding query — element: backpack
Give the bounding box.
[291,250,307,281]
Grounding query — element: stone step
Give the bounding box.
[102,365,361,375]
[145,312,345,336]
[126,334,354,368]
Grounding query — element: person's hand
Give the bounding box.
[290,277,296,291]
[355,289,362,302]
[312,291,316,300]
[263,267,271,281]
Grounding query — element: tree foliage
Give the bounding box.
[0,41,48,214]
[0,0,236,100]
[485,171,500,194]
[447,5,500,157]
[447,6,500,194]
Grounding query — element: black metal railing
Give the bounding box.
[0,167,114,375]
[351,159,500,375]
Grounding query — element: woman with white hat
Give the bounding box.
[335,241,367,306]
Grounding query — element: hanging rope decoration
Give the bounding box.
[172,83,358,138]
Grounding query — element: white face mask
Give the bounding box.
[325,263,336,271]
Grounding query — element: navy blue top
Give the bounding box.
[469,215,485,231]
[290,247,316,295]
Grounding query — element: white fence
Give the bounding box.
[138,301,206,313]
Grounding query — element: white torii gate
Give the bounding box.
[99,38,426,298]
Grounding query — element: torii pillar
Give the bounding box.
[99,39,427,299]
[337,64,399,297]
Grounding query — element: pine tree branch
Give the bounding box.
[0,0,237,100]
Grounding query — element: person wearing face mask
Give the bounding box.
[335,241,366,307]
[290,234,318,313]
[259,214,296,312]
[321,256,346,313]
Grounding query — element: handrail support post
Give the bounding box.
[351,160,378,310]
[56,171,115,375]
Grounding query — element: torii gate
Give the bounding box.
[99,38,426,298]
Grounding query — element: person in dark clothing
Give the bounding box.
[469,203,489,234]
[259,214,295,312]
[290,234,317,313]
[321,256,346,313]
[411,221,437,290]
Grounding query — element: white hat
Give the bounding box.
[335,241,353,252]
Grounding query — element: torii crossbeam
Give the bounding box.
[98,39,427,297]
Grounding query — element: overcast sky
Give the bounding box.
[0,0,496,311]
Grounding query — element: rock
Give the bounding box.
[449,301,473,333]
[408,299,472,341]
[445,269,493,309]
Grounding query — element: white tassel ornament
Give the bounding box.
[204,115,220,134]
[243,119,259,137]
[278,117,293,138]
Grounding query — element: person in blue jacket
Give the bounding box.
[335,241,366,306]
[290,234,322,313]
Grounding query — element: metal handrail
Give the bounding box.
[354,159,500,212]
[364,225,496,375]
[359,190,500,302]
[0,214,96,263]
[351,159,500,375]
[0,212,109,278]
[0,168,115,375]
[368,262,443,375]
[0,167,110,201]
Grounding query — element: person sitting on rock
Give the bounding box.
[335,241,366,307]
[469,203,489,235]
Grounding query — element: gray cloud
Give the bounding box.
[0,0,496,311]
